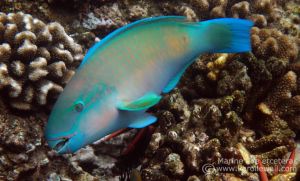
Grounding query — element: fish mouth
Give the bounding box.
[46,133,76,154]
[53,138,69,152]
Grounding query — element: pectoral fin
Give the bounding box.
[128,113,157,128]
[117,92,161,111]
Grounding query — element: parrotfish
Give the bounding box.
[45,16,253,154]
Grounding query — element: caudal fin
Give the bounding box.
[200,18,253,53]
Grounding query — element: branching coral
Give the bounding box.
[0,1,299,181]
[257,71,300,133]
[251,27,298,61]
[140,54,255,180]
[156,0,291,28]
[0,12,83,110]
[231,1,250,19]
[141,51,298,180]
[161,3,198,22]
[0,98,98,180]
[229,0,286,28]
[273,1,300,38]
[142,90,254,180]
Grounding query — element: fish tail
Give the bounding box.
[199,18,253,53]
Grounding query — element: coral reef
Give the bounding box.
[0,99,97,180]
[0,12,83,110]
[0,0,299,180]
[0,94,137,180]
[47,0,88,10]
[257,71,300,133]
[251,27,298,61]
[140,51,298,180]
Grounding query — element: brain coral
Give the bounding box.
[0,12,83,110]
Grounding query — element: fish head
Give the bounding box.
[45,81,119,154]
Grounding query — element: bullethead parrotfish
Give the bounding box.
[45,16,253,154]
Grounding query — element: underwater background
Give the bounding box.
[0,0,299,180]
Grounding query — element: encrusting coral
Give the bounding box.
[0,12,83,110]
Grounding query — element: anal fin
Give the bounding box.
[128,113,157,128]
[162,60,195,93]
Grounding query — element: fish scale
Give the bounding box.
[45,16,253,154]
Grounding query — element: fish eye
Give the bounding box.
[74,101,84,112]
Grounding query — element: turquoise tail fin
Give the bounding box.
[199,18,253,53]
